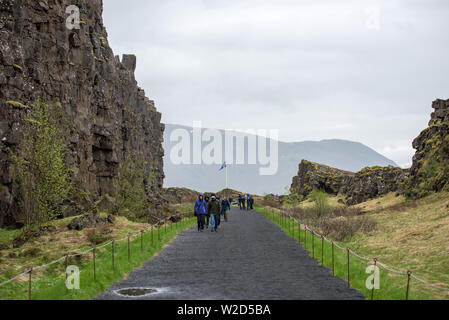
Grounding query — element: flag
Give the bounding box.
[219,162,227,171]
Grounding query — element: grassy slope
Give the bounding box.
[0,204,195,300]
[346,192,449,299]
[257,191,449,300]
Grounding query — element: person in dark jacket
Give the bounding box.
[207,195,220,232]
[216,196,222,227]
[194,194,208,231]
[239,194,246,210]
[250,196,255,210]
[204,195,210,229]
[246,193,251,211]
[221,197,231,222]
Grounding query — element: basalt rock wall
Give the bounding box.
[291,160,408,205]
[402,99,449,198]
[0,0,165,227]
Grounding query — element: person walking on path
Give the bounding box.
[221,197,231,222]
[194,194,208,232]
[239,194,246,211]
[207,195,221,232]
[204,195,210,229]
[246,194,251,211]
[250,196,254,210]
[216,196,222,228]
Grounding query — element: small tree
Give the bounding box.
[309,190,331,217]
[281,186,304,207]
[11,99,72,230]
[115,153,155,222]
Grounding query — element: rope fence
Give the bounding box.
[264,207,449,300]
[0,217,193,299]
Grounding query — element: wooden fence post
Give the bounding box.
[371,258,377,300]
[347,248,351,287]
[406,271,412,300]
[141,231,143,251]
[28,268,33,301]
[128,235,131,261]
[332,241,335,277]
[304,227,307,249]
[92,247,97,281]
[292,219,295,239]
[298,223,301,243]
[312,231,315,259]
[321,236,324,266]
[93,247,96,281]
[112,240,115,270]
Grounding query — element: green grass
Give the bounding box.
[0,229,21,245]
[0,218,196,300]
[255,206,438,300]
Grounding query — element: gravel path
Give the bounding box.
[96,207,364,300]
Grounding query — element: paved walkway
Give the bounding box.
[96,207,364,300]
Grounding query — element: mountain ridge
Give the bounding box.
[163,123,398,195]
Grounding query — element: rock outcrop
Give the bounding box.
[291,160,408,205]
[0,0,165,227]
[345,166,409,205]
[67,211,114,231]
[291,160,355,197]
[163,187,199,204]
[402,99,449,198]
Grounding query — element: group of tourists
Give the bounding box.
[194,194,232,232]
[194,193,256,232]
[238,194,254,211]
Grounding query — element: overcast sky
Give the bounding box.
[102,0,449,168]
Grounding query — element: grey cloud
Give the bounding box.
[103,0,449,168]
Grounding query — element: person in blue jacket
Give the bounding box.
[221,197,231,222]
[194,194,208,232]
[246,194,251,211]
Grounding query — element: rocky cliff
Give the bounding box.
[402,99,449,198]
[291,160,408,205]
[290,160,355,197]
[0,0,165,227]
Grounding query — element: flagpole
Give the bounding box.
[226,163,228,189]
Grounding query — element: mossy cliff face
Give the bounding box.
[163,188,199,204]
[0,0,165,227]
[291,160,408,205]
[291,160,355,197]
[346,166,409,205]
[402,99,449,198]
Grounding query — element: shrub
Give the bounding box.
[332,206,363,217]
[11,99,72,231]
[85,226,113,245]
[316,216,377,241]
[280,187,304,207]
[114,153,158,222]
[20,247,41,258]
[309,190,331,217]
[258,198,281,209]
